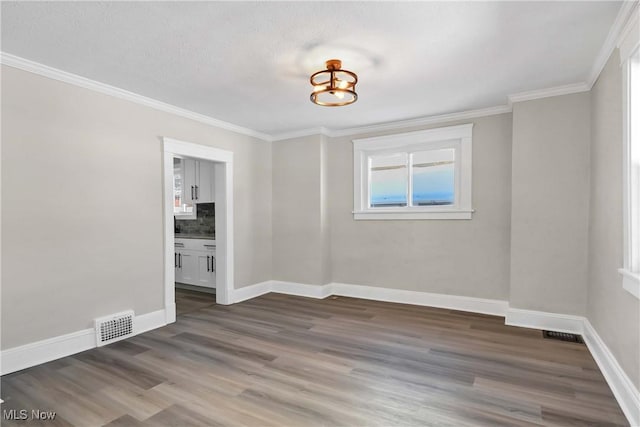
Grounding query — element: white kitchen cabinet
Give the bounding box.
[178,251,197,284]
[183,158,198,205]
[197,161,215,203]
[174,158,215,218]
[174,239,216,289]
[173,158,195,217]
[195,252,216,288]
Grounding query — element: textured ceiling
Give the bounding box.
[1,1,622,135]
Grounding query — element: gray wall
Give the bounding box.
[328,114,513,299]
[588,52,640,389]
[510,93,591,315]
[1,65,273,349]
[272,134,330,285]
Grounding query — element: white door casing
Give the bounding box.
[163,138,234,324]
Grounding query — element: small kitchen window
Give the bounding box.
[353,123,473,220]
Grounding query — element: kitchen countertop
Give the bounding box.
[175,234,215,240]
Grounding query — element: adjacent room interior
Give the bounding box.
[1,1,639,426]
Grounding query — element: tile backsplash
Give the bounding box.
[175,203,215,237]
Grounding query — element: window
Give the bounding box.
[619,18,640,299]
[353,124,473,220]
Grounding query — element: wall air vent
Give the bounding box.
[543,330,584,344]
[95,310,134,346]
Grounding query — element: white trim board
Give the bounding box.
[0,308,167,376]
[270,105,512,141]
[504,308,585,334]
[507,82,591,106]
[231,281,508,316]
[330,282,507,316]
[0,52,271,142]
[272,281,333,299]
[590,0,639,87]
[233,281,272,303]
[162,138,235,307]
[583,320,640,426]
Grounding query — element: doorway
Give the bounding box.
[162,137,234,324]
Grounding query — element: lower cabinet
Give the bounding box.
[175,239,216,289]
[195,253,216,288]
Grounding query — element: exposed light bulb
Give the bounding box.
[336,79,349,89]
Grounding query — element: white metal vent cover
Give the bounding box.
[95,310,134,346]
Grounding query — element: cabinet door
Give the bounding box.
[195,252,215,288]
[209,253,217,288]
[174,158,196,217]
[174,252,183,283]
[178,251,197,285]
[197,161,215,203]
[183,158,198,205]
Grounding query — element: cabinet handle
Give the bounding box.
[179,253,182,268]
[206,255,210,272]
[175,252,177,268]
[191,186,194,200]
[212,257,216,272]
[195,185,199,200]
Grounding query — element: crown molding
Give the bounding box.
[270,106,512,142]
[325,105,513,139]
[0,52,272,142]
[617,2,639,62]
[507,82,590,106]
[589,1,639,88]
[617,2,639,48]
[270,126,331,142]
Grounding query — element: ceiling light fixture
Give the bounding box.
[310,59,358,107]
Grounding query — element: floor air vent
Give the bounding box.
[543,330,584,344]
[95,310,134,346]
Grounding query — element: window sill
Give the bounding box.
[619,268,640,300]
[353,209,474,220]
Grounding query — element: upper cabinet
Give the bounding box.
[174,157,215,217]
[195,160,215,203]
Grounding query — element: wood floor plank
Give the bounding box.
[0,289,629,426]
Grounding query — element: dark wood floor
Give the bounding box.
[1,289,628,426]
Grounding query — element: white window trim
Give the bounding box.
[352,123,473,220]
[618,7,640,300]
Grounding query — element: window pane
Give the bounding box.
[411,149,455,206]
[370,153,408,207]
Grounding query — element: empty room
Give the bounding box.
[1,1,639,426]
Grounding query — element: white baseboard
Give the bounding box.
[330,282,508,316]
[135,308,169,335]
[505,308,585,333]
[232,280,507,316]
[272,280,333,299]
[0,328,96,376]
[583,320,640,426]
[1,308,167,375]
[232,281,272,303]
[165,303,176,324]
